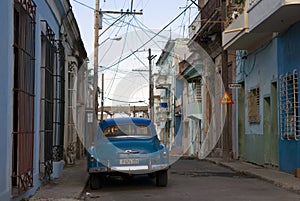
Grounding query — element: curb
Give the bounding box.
[205,158,300,195]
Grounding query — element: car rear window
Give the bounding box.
[103,124,152,137]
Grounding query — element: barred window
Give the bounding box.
[40,20,56,179]
[188,78,202,102]
[248,88,260,123]
[12,0,36,195]
[279,70,299,140]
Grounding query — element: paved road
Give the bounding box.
[82,159,300,201]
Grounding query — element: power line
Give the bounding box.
[103,2,194,70]
[73,0,95,11]
[105,15,135,98]
[132,16,165,51]
[107,97,146,104]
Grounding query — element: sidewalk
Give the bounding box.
[206,157,300,194]
[29,159,89,201]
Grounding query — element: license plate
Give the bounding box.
[120,159,139,165]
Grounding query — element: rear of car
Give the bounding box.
[87,117,169,189]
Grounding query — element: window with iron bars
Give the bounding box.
[40,20,56,180]
[279,70,299,140]
[12,0,36,195]
[248,88,260,123]
[188,78,202,103]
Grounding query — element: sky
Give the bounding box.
[70,0,198,106]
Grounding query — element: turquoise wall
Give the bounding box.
[236,37,278,166]
[278,21,300,174]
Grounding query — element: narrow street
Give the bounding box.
[83,159,300,201]
[3,1,300,200]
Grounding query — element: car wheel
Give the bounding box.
[89,173,104,189]
[156,170,168,187]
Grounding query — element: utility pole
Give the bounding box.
[221,0,231,160]
[94,0,142,120]
[148,48,153,122]
[94,0,100,118]
[148,48,156,122]
[101,73,104,121]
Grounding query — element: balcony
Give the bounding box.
[201,0,221,27]
[186,102,202,120]
[223,0,300,50]
[189,0,222,43]
[156,74,172,89]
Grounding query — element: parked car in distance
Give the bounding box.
[87,117,169,189]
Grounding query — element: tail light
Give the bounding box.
[90,155,95,162]
[163,151,167,159]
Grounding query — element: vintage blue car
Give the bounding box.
[87,117,169,189]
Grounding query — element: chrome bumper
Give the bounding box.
[89,164,169,174]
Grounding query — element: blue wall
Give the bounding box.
[0,0,13,200]
[278,21,300,173]
[236,37,278,165]
[0,0,64,200]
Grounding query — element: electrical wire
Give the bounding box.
[105,15,135,99]
[103,2,193,70]
[107,97,146,104]
[178,1,188,37]
[73,0,95,11]
[72,0,194,105]
[98,17,126,64]
[132,16,165,51]
[133,16,170,41]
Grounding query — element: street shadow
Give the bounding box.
[86,175,159,192]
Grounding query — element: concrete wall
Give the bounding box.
[236,38,278,165]
[278,21,300,173]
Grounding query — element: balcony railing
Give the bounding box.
[201,0,221,26]
[223,0,300,50]
[225,0,245,28]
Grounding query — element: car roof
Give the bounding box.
[100,117,152,128]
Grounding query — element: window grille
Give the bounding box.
[196,80,202,102]
[40,20,56,180]
[279,70,299,140]
[53,40,65,161]
[12,0,36,195]
[188,78,202,102]
[248,88,260,123]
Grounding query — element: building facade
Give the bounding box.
[188,0,236,158]
[155,39,190,152]
[277,21,300,173]
[223,0,300,173]
[0,0,87,200]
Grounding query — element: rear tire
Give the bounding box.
[156,170,168,187]
[89,173,105,189]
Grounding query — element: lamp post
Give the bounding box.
[98,36,122,47]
